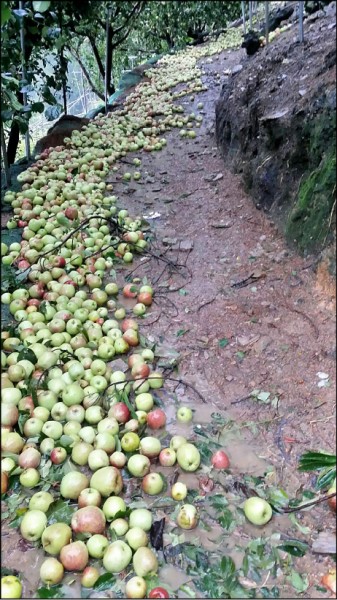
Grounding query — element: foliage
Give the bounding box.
[298,451,336,490]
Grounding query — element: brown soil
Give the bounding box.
[215,6,336,248]
[1,32,336,600]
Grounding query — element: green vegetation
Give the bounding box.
[286,110,336,253]
[1,0,241,165]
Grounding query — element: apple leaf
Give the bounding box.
[46,499,76,525]
[36,585,65,599]
[298,451,336,471]
[93,573,116,591]
[288,570,309,593]
[220,556,236,578]
[278,539,308,557]
[218,508,234,530]
[1,4,11,26]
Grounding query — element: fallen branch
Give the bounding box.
[281,492,336,514]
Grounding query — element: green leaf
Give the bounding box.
[220,555,236,578]
[18,411,30,435]
[1,3,11,26]
[31,101,45,113]
[17,347,37,364]
[298,451,336,471]
[209,494,229,509]
[288,513,311,534]
[176,328,189,337]
[36,585,65,598]
[278,539,308,557]
[46,499,76,525]
[268,488,289,508]
[32,1,51,13]
[218,508,234,530]
[260,587,280,598]
[288,570,309,593]
[218,337,229,348]
[211,412,226,425]
[93,572,116,591]
[316,467,336,490]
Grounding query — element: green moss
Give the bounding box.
[308,110,336,168]
[286,149,336,253]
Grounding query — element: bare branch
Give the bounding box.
[69,49,105,101]
[112,1,143,36]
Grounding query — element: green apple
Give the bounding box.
[176,406,193,422]
[176,443,200,472]
[243,497,272,525]
[1,575,22,599]
[103,540,132,573]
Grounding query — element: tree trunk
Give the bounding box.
[1,122,11,187]
[6,109,21,166]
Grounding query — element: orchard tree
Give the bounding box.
[135,1,242,52]
[1,0,145,165]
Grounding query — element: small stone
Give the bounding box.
[232,64,243,75]
[225,375,233,382]
[317,372,329,379]
[179,239,194,251]
[108,359,128,372]
[163,237,178,245]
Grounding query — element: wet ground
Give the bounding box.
[1,44,336,599]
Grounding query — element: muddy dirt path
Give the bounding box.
[107,47,336,595]
[2,45,336,598]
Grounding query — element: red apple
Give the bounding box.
[65,207,78,220]
[123,329,139,347]
[60,540,89,571]
[121,318,138,333]
[148,588,170,599]
[123,283,138,298]
[52,256,66,268]
[159,448,176,467]
[137,292,152,306]
[50,447,67,465]
[131,362,150,379]
[109,402,130,424]
[147,409,166,430]
[211,450,230,469]
[71,506,106,534]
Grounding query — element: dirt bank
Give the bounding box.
[215,5,336,256]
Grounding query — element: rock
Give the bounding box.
[163,237,178,245]
[108,359,129,372]
[232,64,243,75]
[179,240,194,252]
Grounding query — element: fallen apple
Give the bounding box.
[243,497,272,526]
[176,406,193,422]
[39,557,64,585]
[125,576,147,599]
[211,450,230,469]
[177,504,198,529]
[103,540,132,573]
[176,443,200,472]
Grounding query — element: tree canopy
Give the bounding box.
[1,0,241,165]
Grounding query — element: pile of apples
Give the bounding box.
[1,28,248,600]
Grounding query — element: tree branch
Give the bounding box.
[88,36,105,80]
[112,1,143,36]
[69,49,105,101]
